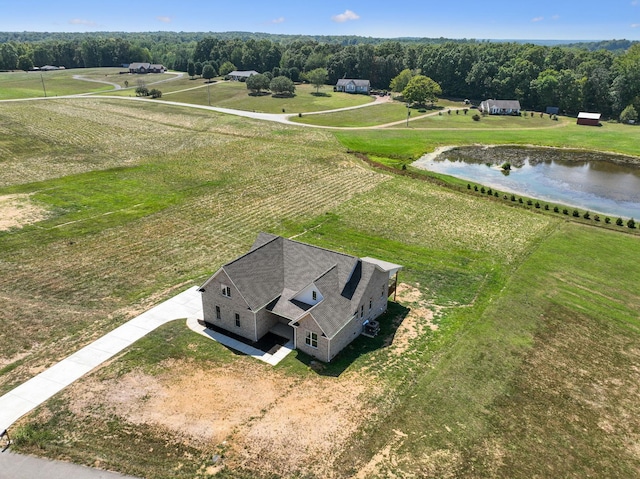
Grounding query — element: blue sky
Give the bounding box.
[1,0,639,40]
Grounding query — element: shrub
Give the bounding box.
[467,184,471,189]
[503,195,508,200]
[594,214,600,222]
[572,210,580,217]
[149,88,162,98]
[553,206,559,213]
[616,218,624,226]
[487,188,492,195]
[605,217,611,224]
[494,192,499,197]
[474,185,478,191]
[135,86,149,96]
[501,162,511,171]
[472,114,481,121]
[527,199,533,206]
[544,204,549,210]
[535,202,540,208]
[563,209,569,215]
[511,194,516,202]
[628,218,636,229]
[583,211,590,219]
[480,187,485,193]
[518,198,523,204]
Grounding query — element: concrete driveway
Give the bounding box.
[0,286,203,433]
[0,451,141,479]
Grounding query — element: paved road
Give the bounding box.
[0,451,141,479]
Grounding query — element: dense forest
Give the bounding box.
[1,31,639,118]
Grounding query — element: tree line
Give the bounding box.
[1,32,639,118]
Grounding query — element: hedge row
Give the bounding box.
[466,183,637,229]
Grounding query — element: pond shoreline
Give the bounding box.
[413,144,640,169]
[412,144,640,219]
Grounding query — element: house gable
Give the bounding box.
[199,233,402,361]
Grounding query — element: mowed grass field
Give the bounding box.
[2,97,640,478]
[163,80,374,113]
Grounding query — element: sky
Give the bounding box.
[1,0,640,40]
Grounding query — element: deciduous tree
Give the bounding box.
[246,72,270,94]
[389,68,414,93]
[307,68,328,93]
[202,64,216,82]
[270,75,295,96]
[402,75,442,105]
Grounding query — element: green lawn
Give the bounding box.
[0,69,113,99]
[0,68,180,99]
[3,97,640,479]
[292,101,411,126]
[164,80,373,113]
[335,120,640,160]
[407,110,572,128]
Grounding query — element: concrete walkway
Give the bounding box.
[0,286,203,433]
[0,451,141,479]
[186,317,294,366]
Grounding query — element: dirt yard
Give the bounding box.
[67,357,381,478]
[58,283,438,477]
[0,194,46,230]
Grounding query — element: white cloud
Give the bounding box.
[332,10,360,23]
[156,16,172,23]
[69,18,97,26]
[271,17,285,24]
[632,1,639,6]
[632,23,640,27]
[551,14,560,20]
[531,16,544,22]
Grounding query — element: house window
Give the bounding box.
[305,331,318,348]
[215,306,221,320]
[221,285,231,297]
[235,313,240,327]
[369,298,372,310]
[312,290,317,301]
[360,305,364,318]
[381,284,386,297]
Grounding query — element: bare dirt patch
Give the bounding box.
[67,358,381,478]
[0,194,46,230]
[388,283,439,355]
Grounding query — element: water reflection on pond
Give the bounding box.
[413,146,640,219]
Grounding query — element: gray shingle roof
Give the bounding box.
[207,234,400,339]
[336,79,370,87]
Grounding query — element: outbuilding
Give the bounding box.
[577,112,601,126]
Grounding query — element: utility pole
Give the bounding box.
[40,73,47,97]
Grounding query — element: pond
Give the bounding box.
[413,146,640,219]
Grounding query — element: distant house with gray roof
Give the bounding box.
[479,99,521,115]
[199,233,401,362]
[128,62,166,74]
[226,70,259,81]
[335,78,371,94]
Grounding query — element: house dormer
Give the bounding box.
[292,283,324,307]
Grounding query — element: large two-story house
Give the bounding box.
[199,233,401,362]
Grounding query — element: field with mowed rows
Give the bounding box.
[2,97,640,479]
